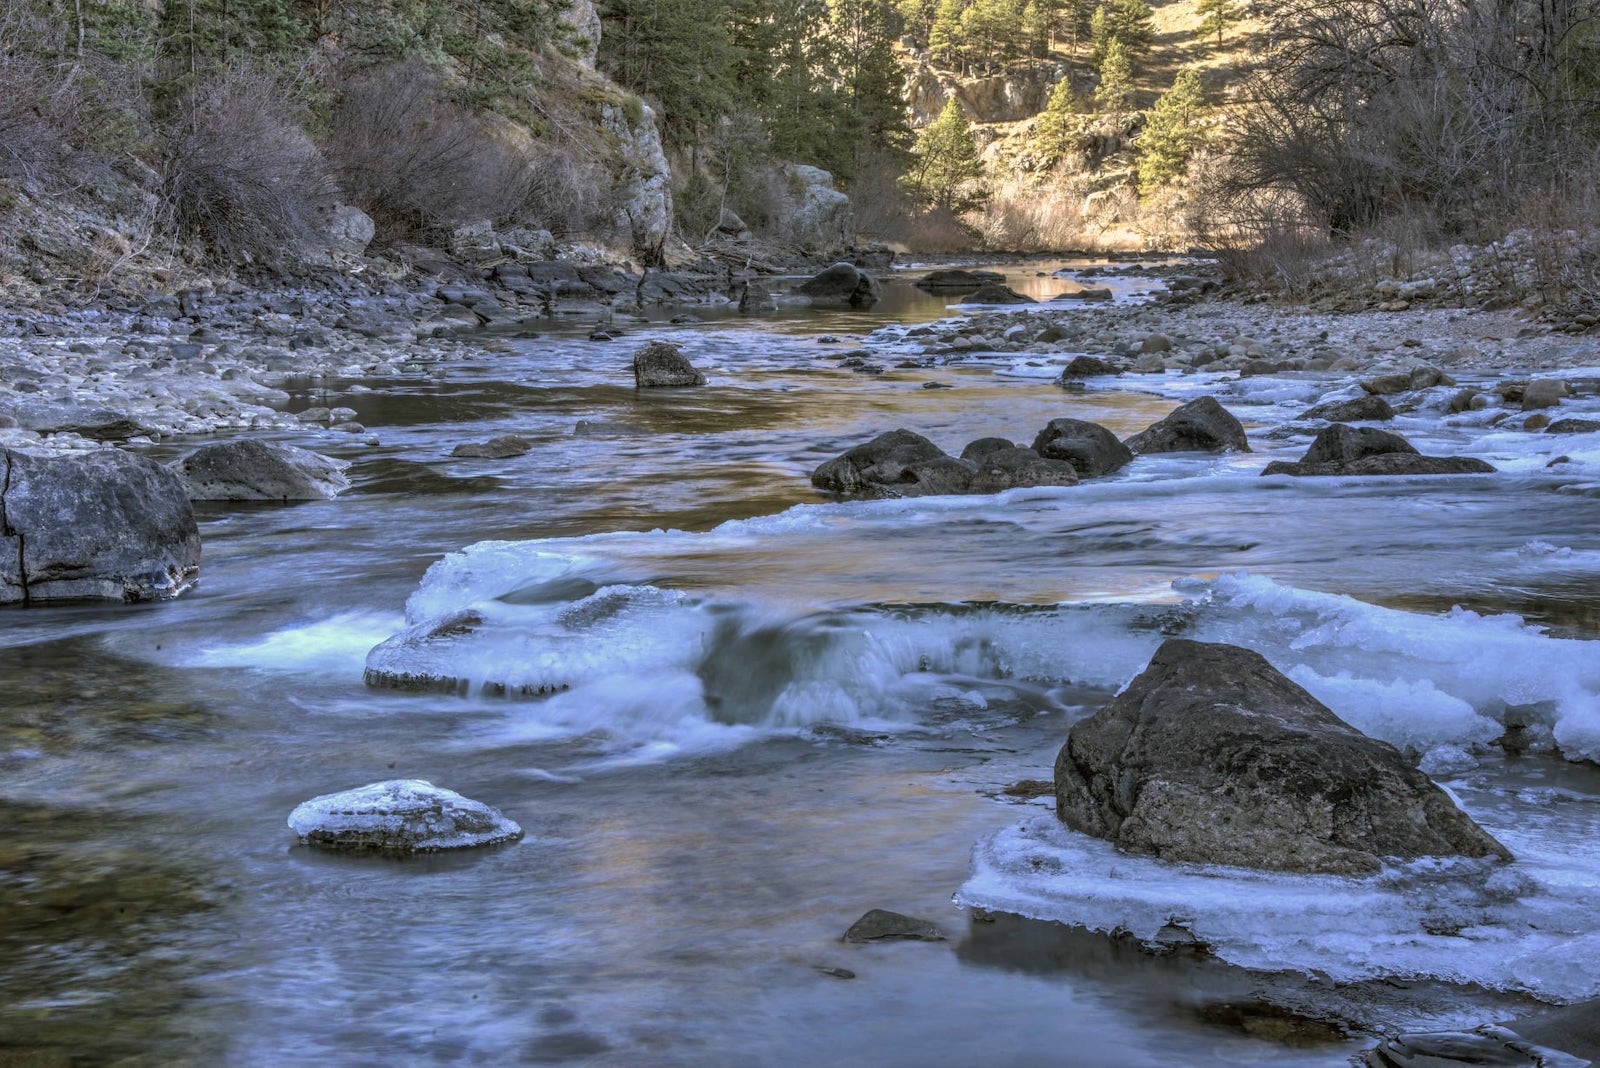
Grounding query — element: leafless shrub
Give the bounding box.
[969,172,1091,251]
[161,66,333,266]
[328,62,612,244]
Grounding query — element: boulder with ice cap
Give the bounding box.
[287,779,522,854]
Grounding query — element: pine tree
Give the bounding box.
[1021,0,1052,60]
[1193,0,1236,48]
[832,0,915,177]
[1034,74,1078,166]
[1135,66,1205,190]
[929,0,966,70]
[1089,0,1150,66]
[906,97,987,211]
[1093,36,1133,111]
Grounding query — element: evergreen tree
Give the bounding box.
[831,0,915,177]
[1056,0,1093,55]
[1021,0,1052,59]
[906,97,987,210]
[1193,0,1236,48]
[598,0,736,142]
[1093,36,1132,111]
[929,0,965,70]
[1135,66,1205,190]
[1034,74,1078,165]
[1089,0,1150,65]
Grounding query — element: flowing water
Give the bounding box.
[4,261,1600,1066]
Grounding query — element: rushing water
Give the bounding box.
[4,261,1600,1065]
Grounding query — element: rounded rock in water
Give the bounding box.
[287,779,522,854]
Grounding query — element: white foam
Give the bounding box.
[958,811,1600,1003]
[188,610,405,675]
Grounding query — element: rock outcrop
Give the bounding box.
[172,440,351,500]
[601,100,672,259]
[785,165,853,251]
[2,447,200,603]
[1124,397,1250,454]
[1053,639,1513,875]
[1031,418,1133,478]
[1263,424,1495,477]
[632,341,706,387]
[287,779,523,854]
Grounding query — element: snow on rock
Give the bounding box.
[287,780,522,854]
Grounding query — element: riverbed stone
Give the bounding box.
[450,434,534,459]
[1522,378,1569,410]
[1546,417,1600,434]
[1060,355,1121,378]
[287,779,523,854]
[1123,397,1250,454]
[960,282,1035,305]
[799,263,880,308]
[171,440,351,500]
[1031,418,1133,477]
[1360,1025,1570,1067]
[2,446,200,603]
[632,341,706,388]
[842,909,947,943]
[916,269,1004,290]
[1053,638,1513,875]
[811,429,973,498]
[1302,395,1396,422]
[1262,424,1494,477]
[959,438,1079,491]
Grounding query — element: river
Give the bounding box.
[3,261,1600,1065]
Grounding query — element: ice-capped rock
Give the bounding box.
[287,779,522,854]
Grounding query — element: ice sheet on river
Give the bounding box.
[367,521,1600,763]
[958,807,1600,1003]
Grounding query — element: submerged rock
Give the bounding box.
[1124,397,1250,454]
[451,434,534,459]
[798,262,880,308]
[959,282,1035,305]
[171,439,351,500]
[1263,424,1495,477]
[1031,418,1133,478]
[1053,639,1513,875]
[843,909,947,943]
[287,779,522,854]
[915,268,1004,290]
[632,341,706,388]
[2,447,200,604]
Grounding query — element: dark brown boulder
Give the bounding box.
[632,341,706,388]
[1124,397,1250,454]
[1053,639,1513,875]
[1302,395,1396,422]
[1031,418,1133,478]
[811,429,973,498]
[1262,424,1494,477]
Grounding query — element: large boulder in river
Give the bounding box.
[1054,639,1512,875]
[172,440,351,500]
[916,268,1004,290]
[1123,397,1250,454]
[287,779,522,854]
[799,262,880,308]
[1262,424,1495,477]
[1031,418,1133,478]
[1,447,200,603]
[632,341,706,387]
